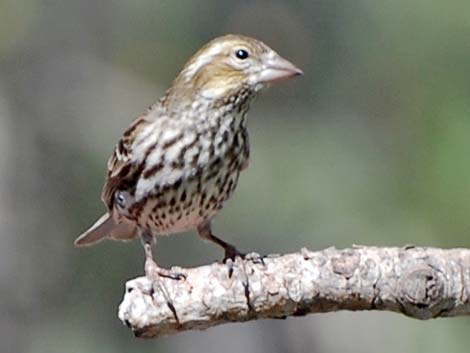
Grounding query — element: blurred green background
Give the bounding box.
[1,1,469,352]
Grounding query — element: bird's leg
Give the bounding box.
[197,222,244,262]
[141,232,185,281]
[140,232,182,324]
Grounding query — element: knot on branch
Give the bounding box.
[331,249,360,279]
[398,266,447,319]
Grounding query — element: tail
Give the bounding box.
[74,213,138,247]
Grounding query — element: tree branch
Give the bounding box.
[118,246,470,338]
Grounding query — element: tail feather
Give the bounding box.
[74,213,138,247]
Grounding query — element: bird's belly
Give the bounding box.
[133,168,240,236]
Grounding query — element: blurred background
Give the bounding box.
[1,0,469,352]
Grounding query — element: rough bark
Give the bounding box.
[118,246,470,338]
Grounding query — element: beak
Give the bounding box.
[257,53,303,83]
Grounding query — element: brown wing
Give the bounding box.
[101,117,148,210]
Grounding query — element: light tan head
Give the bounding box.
[166,34,302,105]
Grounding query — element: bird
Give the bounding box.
[74,34,302,277]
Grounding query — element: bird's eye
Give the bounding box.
[235,49,249,60]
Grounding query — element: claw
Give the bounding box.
[245,252,265,266]
[146,259,186,281]
[225,258,235,278]
[158,269,187,281]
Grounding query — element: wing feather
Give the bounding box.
[101,116,150,209]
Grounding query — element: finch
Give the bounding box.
[75,34,302,275]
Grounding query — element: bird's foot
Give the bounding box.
[223,247,265,265]
[220,245,242,278]
[143,245,182,324]
[222,246,268,278]
[144,244,186,281]
[223,245,245,263]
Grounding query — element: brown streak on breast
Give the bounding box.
[162,132,184,149]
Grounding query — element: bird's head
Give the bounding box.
[165,34,302,108]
